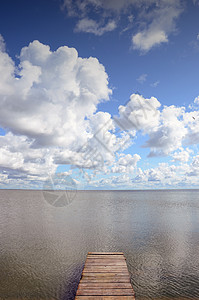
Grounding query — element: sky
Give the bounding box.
[1,0,199,190]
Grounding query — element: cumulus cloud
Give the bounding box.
[172,148,192,162]
[133,163,178,186]
[116,94,161,132]
[118,153,141,166]
[145,106,187,156]
[0,133,57,177]
[183,110,199,145]
[0,38,128,186]
[111,153,141,173]
[116,93,199,158]
[61,0,184,52]
[0,40,111,148]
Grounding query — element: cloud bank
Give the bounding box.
[0,36,199,189]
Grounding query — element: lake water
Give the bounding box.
[0,189,199,299]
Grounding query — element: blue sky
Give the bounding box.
[1,0,199,189]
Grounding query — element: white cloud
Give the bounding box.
[149,164,179,185]
[118,153,140,166]
[183,110,199,145]
[75,18,116,35]
[172,148,192,162]
[89,161,191,189]
[151,81,160,88]
[145,106,187,156]
[111,153,141,173]
[187,155,199,177]
[0,133,57,177]
[85,155,199,189]
[133,29,168,52]
[133,162,189,187]
[137,73,147,84]
[116,93,161,132]
[92,173,132,188]
[194,96,199,104]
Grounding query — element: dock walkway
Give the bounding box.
[75,252,135,300]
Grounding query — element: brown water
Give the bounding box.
[0,189,199,300]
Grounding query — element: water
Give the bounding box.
[0,189,199,300]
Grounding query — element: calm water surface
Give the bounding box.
[0,190,199,299]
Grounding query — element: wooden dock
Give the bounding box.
[75,252,135,300]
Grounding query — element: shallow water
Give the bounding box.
[0,189,199,299]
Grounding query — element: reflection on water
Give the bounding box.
[0,190,199,299]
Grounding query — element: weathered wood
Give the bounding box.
[88,252,123,254]
[83,267,129,272]
[78,283,132,289]
[82,273,130,277]
[75,297,135,300]
[81,276,130,283]
[87,255,125,259]
[85,260,126,267]
[85,259,127,264]
[75,252,135,299]
[76,289,134,295]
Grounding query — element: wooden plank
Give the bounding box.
[81,276,130,283]
[78,283,132,289]
[87,255,125,260]
[83,265,129,270]
[82,271,129,278]
[76,289,134,296]
[83,272,130,277]
[84,261,127,269]
[84,267,129,272]
[75,252,135,300]
[76,297,135,300]
[79,281,132,289]
[88,252,124,255]
[85,262,127,266]
[86,257,126,264]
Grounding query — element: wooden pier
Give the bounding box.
[75,252,135,299]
